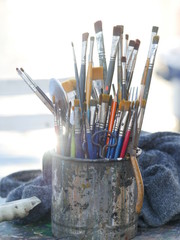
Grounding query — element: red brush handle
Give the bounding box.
[120,130,131,158]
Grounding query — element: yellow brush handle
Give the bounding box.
[86,62,93,108]
[130,155,144,214]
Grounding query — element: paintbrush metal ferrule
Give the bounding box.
[114,110,123,132]
[149,36,159,66]
[89,36,95,62]
[81,33,89,65]
[147,26,159,58]
[126,40,135,66]
[90,105,97,132]
[118,111,129,136]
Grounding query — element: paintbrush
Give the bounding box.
[90,99,97,134]
[120,99,139,159]
[16,68,54,114]
[61,78,77,104]
[126,40,135,67]
[71,42,81,103]
[94,20,107,86]
[74,99,84,158]
[99,93,111,132]
[108,100,124,158]
[143,35,160,101]
[121,56,127,100]
[126,39,141,91]
[124,34,129,57]
[86,36,95,122]
[64,101,72,156]
[104,25,121,95]
[139,26,159,102]
[79,32,89,108]
[114,100,131,159]
[92,66,104,98]
[106,94,118,146]
[105,95,112,132]
[117,25,124,103]
[49,77,68,123]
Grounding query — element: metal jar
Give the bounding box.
[51,153,143,240]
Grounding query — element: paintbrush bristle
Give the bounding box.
[153,35,160,44]
[129,40,135,47]
[101,93,110,103]
[74,99,80,107]
[124,100,131,111]
[62,79,76,93]
[125,34,129,40]
[20,68,24,72]
[140,99,146,108]
[94,20,102,33]
[134,41,140,50]
[118,100,124,111]
[92,66,103,80]
[82,32,89,41]
[152,26,159,34]
[90,99,97,106]
[121,56,126,62]
[52,95,55,104]
[116,25,124,34]
[113,26,121,36]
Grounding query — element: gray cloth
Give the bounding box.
[138,131,180,227]
[1,131,180,227]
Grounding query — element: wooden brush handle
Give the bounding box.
[130,155,144,214]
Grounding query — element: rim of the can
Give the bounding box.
[51,148,142,163]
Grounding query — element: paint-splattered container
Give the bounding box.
[51,153,141,240]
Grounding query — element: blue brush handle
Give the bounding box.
[75,133,84,158]
[106,137,112,158]
[86,132,94,159]
[114,135,124,159]
[92,126,99,159]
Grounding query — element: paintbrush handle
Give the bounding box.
[106,99,117,145]
[143,67,153,100]
[120,130,131,158]
[86,132,95,159]
[75,133,84,158]
[114,135,124,159]
[80,65,86,105]
[104,60,116,94]
[70,127,76,157]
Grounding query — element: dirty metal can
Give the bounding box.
[51,154,139,240]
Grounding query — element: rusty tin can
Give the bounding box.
[51,154,140,240]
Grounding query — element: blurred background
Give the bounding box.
[0,0,180,178]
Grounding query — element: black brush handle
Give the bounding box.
[104,60,116,94]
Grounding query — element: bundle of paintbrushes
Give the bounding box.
[16,21,159,160]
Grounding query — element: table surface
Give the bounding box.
[0,218,180,240]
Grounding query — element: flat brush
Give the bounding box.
[80,32,89,107]
[139,26,158,102]
[86,36,95,122]
[124,34,129,57]
[143,35,160,101]
[92,66,104,98]
[71,42,81,104]
[117,25,124,103]
[121,56,127,100]
[94,20,107,85]
[104,25,121,95]
[16,68,54,114]
[126,40,135,67]
[49,78,68,123]
[126,39,141,91]
[61,78,77,104]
